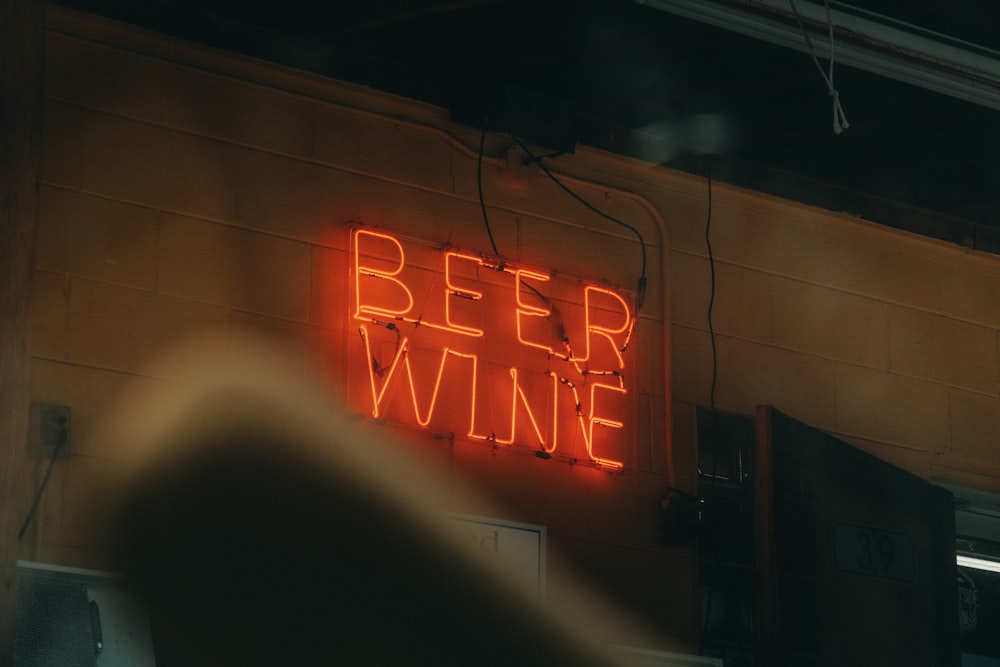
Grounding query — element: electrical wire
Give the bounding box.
[477,124,501,258]
[511,136,648,312]
[698,168,722,660]
[18,437,66,541]
[477,129,648,313]
[706,172,718,418]
[700,169,754,665]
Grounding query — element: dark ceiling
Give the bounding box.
[55,0,1000,250]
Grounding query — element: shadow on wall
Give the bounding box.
[98,330,664,666]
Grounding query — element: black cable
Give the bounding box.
[698,168,722,660]
[520,278,547,304]
[699,583,718,660]
[511,136,648,312]
[477,124,501,258]
[700,170,754,666]
[706,172,717,417]
[18,438,66,541]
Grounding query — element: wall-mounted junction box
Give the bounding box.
[31,403,71,458]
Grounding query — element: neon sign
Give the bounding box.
[348,228,635,470]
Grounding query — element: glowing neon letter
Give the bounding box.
[404,347,478,427]
[504,367,548,447]
[573,286,632,369]
[353,229,414,320]
[443,251,484,336]
[359,325,409,418]
[469,367,554,448]
[515,269,554,354]
[542,371,559,454]
[579,381,626,470]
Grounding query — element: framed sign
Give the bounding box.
[445,514,546,596]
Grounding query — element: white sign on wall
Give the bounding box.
[445,514,546,596]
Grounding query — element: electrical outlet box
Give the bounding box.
[32,403,71,458]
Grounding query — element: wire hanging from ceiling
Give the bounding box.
[789,0,849,134]
[476,126,648,316]
[477,124,501,258]
[511,136,648,313]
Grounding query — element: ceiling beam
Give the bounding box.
[636,0,1000,111]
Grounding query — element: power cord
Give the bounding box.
[477,123,501,258]
[18,422,68,541]
[698,168,724,661]
[698,169,754,665]
[511,136,648,313]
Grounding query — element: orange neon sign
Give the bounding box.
[349,227,635,470]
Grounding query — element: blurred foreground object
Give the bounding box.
[104,332,648,666]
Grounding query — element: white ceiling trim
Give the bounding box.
[637,0,1000,111]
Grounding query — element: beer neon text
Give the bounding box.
[349,228,634,469]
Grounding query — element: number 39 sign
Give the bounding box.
[832,522,916,583]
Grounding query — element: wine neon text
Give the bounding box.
[349,228,635,469]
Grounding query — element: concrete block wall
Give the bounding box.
[23,4,1000,651]
[26,6,691,648]
[546,148,1000,495]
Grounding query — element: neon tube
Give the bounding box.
[443,251,485,337]
[404,347,478,427]
[515,269,554,355]
[358,325,409,418]
[354,229,414,320]
[572,286,633,369]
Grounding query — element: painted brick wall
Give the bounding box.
[24,4,1000,652]
[27,6,689,650]
[550,151,1000,497]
